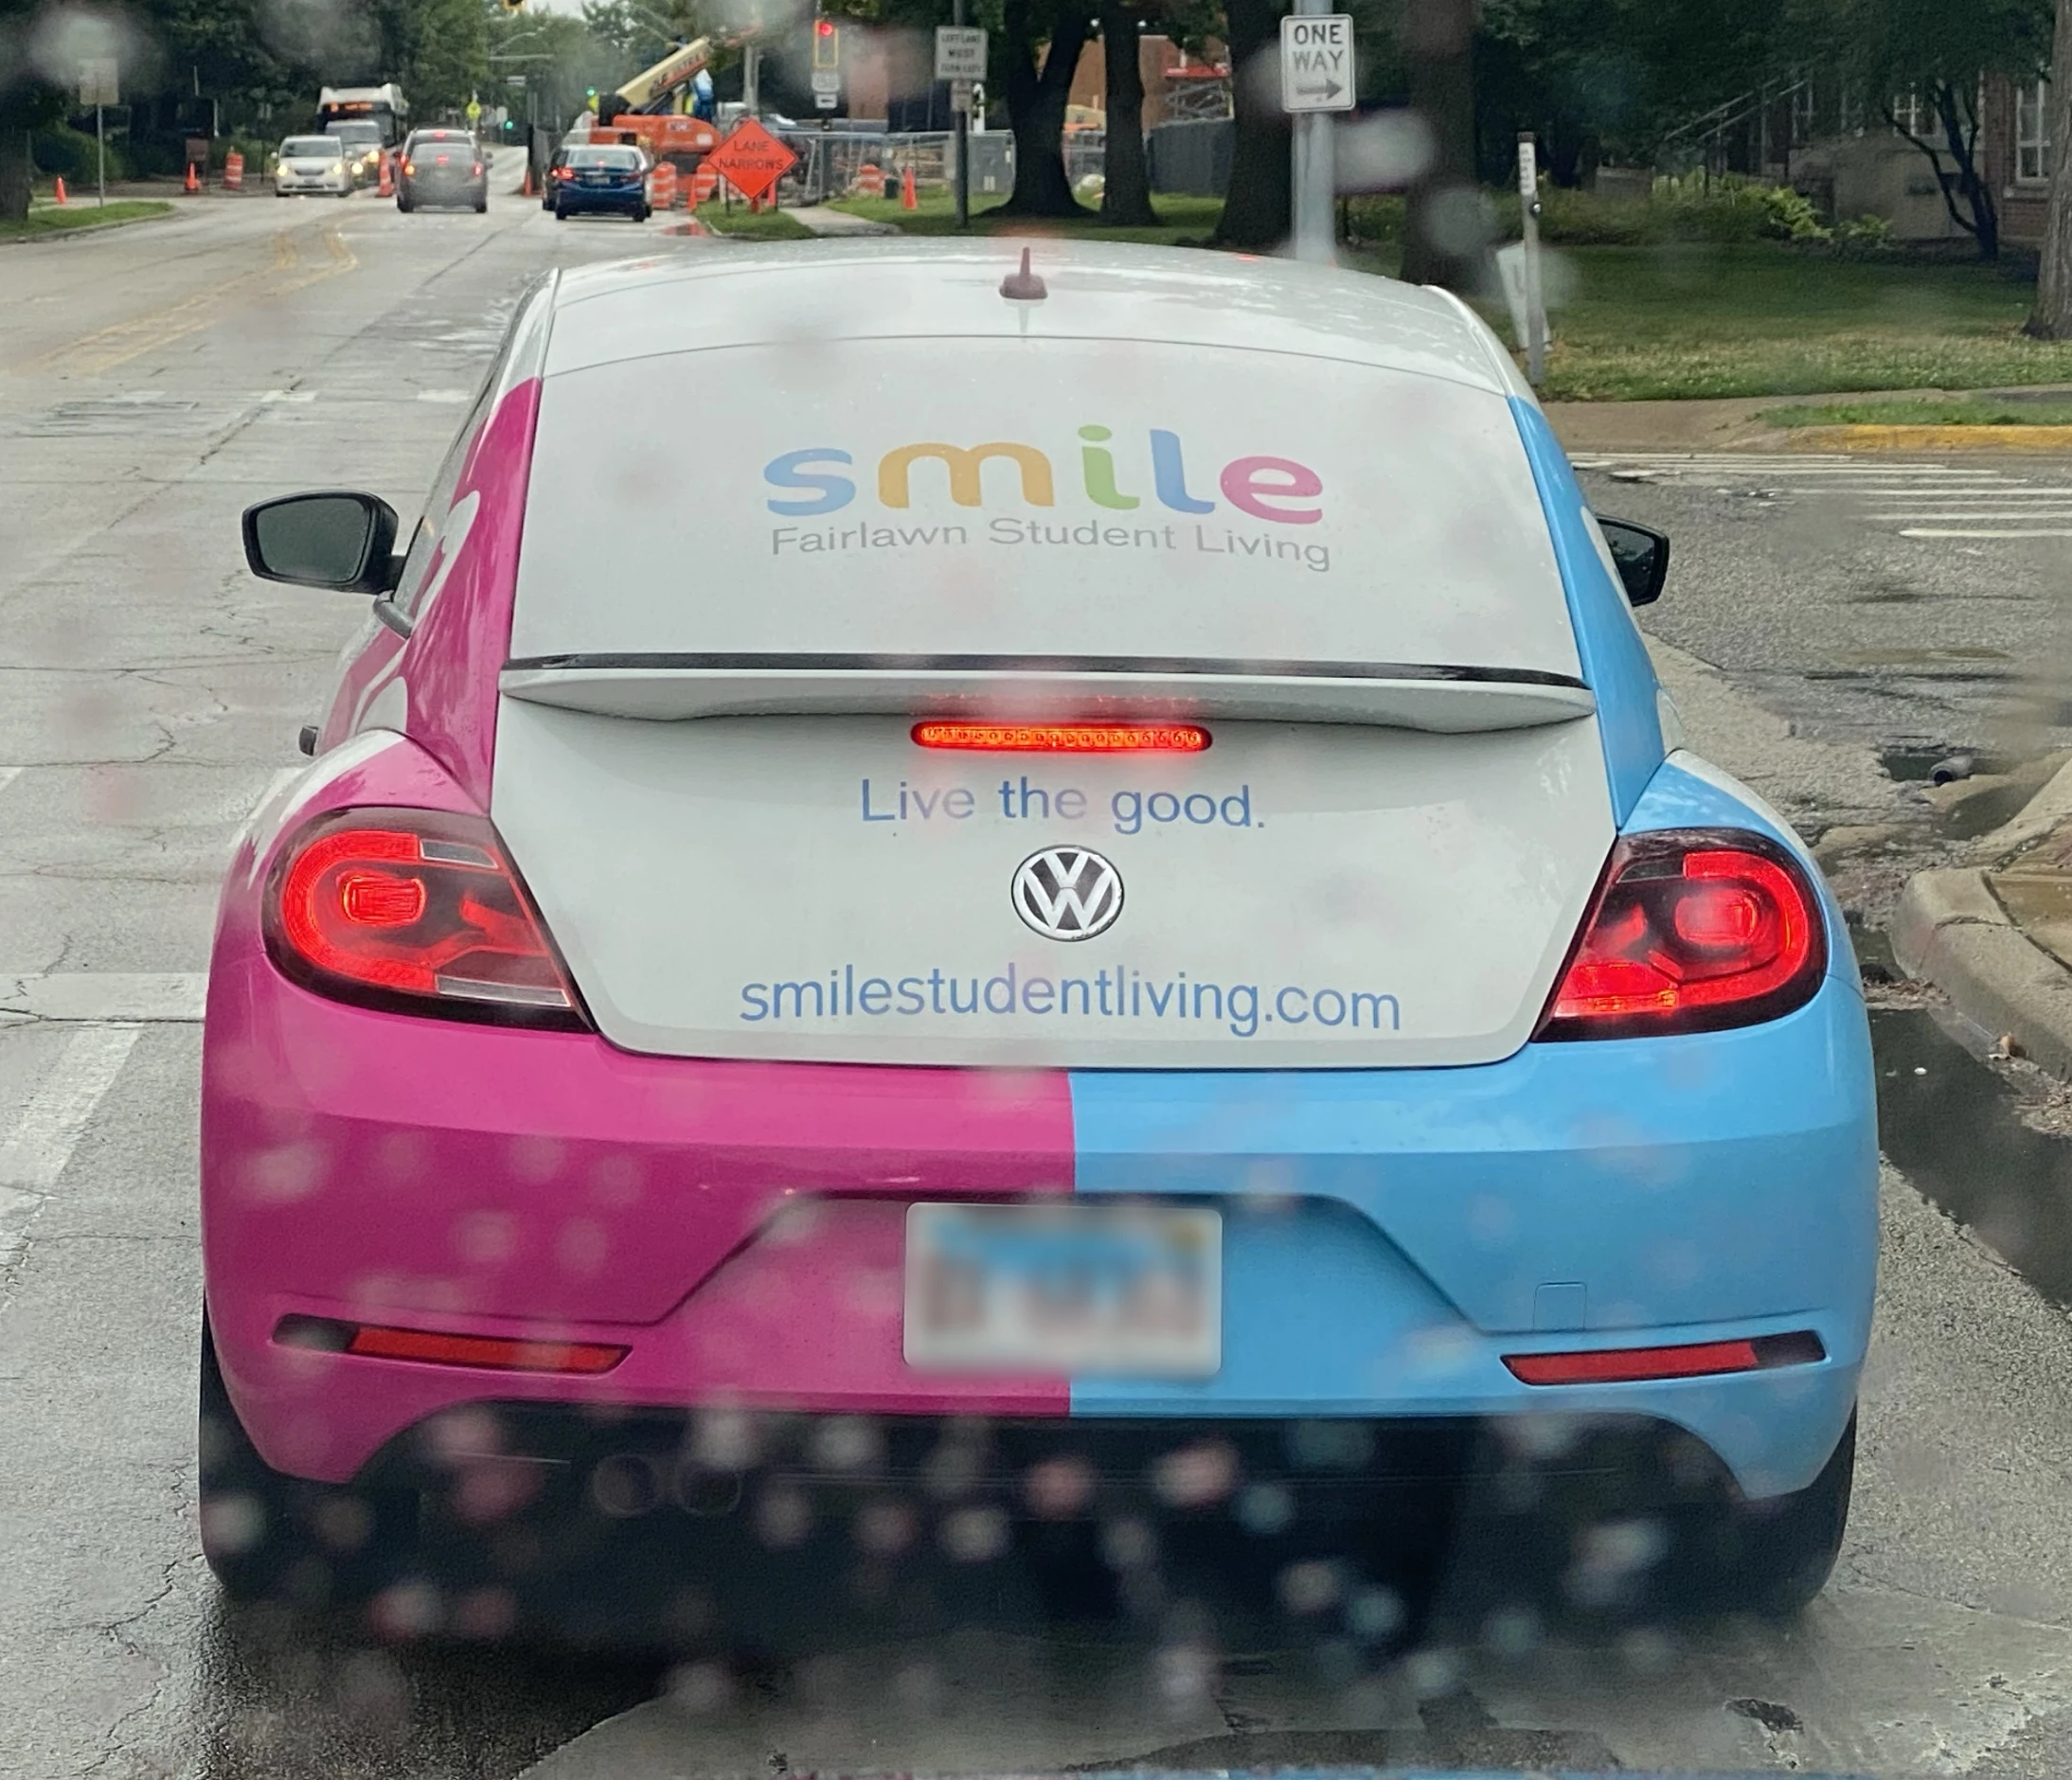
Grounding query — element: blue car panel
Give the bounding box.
[1066,400,1879,1507]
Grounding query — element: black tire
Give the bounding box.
[1692,1412,1855,1618]
[198,1315,418,1607]
[396,197,413,213]
[636,203,651,222]
[473,196,488,213]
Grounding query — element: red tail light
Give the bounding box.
[912,721,1210,754]
[263,809,586,1029]
[1536,828,1825,1040]
[472,162,485,176]
[402,159,416,175]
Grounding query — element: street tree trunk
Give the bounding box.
[1885,83,1999,262]
[1400,0,1481,289]
[1210,0,1289,249]
[2031,0,2072,335]
[995,0,1092,218]
[0,124,33,223]
[1099,1,1158,225]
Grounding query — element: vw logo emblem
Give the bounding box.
[1012,846,1123,942]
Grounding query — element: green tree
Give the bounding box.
[0,3,68,219]
[1794,0,2052,259]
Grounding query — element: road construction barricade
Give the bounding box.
[687,164,719,208]
[854,162,885,197]
[648,161,678,210]
[223,151,244,191]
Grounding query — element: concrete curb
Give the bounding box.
[1790,424,2072,453]
[1891,868,2072,1077]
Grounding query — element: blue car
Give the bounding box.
[551,143,649,222]
[198,243,1875,1629]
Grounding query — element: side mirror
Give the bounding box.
[1598,516,1669,607]
[242,491,402,595]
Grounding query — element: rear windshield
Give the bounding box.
[512,340,1581,679]
[567,149,641,170]
[280,138,336,158]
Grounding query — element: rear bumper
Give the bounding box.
[202,919,1875,1500]
[555,187,644,213]
[402,177,485,203]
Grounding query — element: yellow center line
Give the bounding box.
[6,224,355,379]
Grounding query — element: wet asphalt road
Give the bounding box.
[7,187,2072,1777]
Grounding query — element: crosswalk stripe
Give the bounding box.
[0,973,205,1023]
[0,1025,143,1268]
[1574,450,2072,542]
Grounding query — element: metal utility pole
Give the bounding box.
[1518,132,1545,385]
[954,0,969,229]
[743,44,760,117]
[1279,2,1350,264]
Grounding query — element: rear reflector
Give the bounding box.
[276,1316,627,1375]
[1535,828,1826,1040]
[912,721,1210,754]
[1504,1330,1825,1386]
[263,807,587,1031]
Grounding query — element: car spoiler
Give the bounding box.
[497,655,1596,733]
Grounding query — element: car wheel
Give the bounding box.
[1688,1412,1855,1619]
[198,1315,419,1607]
[636,203,652,222]
[397,197,414,213]
[473,196,488,213]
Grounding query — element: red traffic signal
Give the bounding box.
[813,17,840,69]
[815,18,834,34]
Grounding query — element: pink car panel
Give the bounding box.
[205,735,1074,1482]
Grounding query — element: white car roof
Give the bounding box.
[538,240,1530,395]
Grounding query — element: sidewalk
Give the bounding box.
[1895,765,2072,1076]
[1546,391,2072,456]
[787,205,898,237]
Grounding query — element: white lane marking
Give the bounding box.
[0,973,205,1024]
[1900,528,2072,539]
[260,389,317,403]
[0,767,20,799]
[417,388,470,402]
[1868,511,2072,521]
[0,1025,143,1266]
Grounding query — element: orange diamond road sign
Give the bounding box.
[706,118,797,204]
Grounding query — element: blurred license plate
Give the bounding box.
[903,1202,1221,1377]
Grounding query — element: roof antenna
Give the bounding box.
[999,247,1046,302]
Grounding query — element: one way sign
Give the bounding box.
[1279,13,1355,113]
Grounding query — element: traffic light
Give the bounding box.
[813,18,839,71]
[585,87,598,111]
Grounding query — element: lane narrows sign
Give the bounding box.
[705,118,798,204]
[1279,13,1355,114]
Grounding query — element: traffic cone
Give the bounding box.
[522,164,535,197]
[901,166,917,210]
[53,176,66,205]
[378,154,393,197]
[184,162,200,193]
